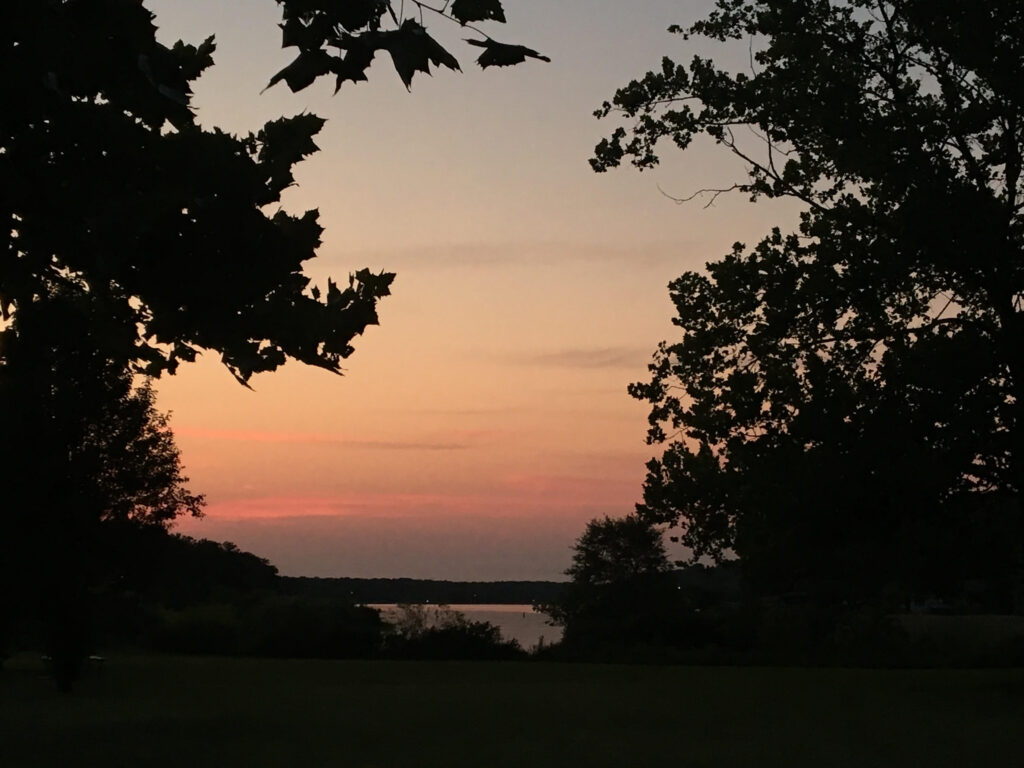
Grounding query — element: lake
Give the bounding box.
[371,604,562,649]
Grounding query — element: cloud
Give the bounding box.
[168,464,649,579]
[184,493,464,520]
[411,406,520,417]
[193,466,641,522]
[174,427,475,451]
[173,510,591,580]
[331,240,697,271]
[511,345,651,369]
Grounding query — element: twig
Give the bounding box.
[657,183,742,209]
[408,0,496,41]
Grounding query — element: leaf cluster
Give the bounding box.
[268,0,547,92]
[2,1,400,384]
[3,1,546,384]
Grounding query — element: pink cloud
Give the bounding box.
[175,426,500,451]
[496,471,639,501]
[182,469,640,524]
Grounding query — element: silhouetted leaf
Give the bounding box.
[464,38,549,68]
[263,49,334,93]
[384,20,460,90]
[352,268,395,298]
[451,0,506,24]
[335,0,388,32]
[280,16,333,50]
[172,35,216,81]
[330,38,377,90]
[257,114,327,194]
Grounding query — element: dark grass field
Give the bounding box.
[2,654,1023,767]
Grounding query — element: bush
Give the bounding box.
[150,603,242,655]
[382,604,524,660]
[243,597,383,659]
[149,597,385,658]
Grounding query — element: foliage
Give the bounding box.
[278,576,564,604]
[80,532,381,659]
[269,0,548,92]
[3,0,544,384]
[383,603,524,660]
[565,515,673,588]
[4,1,370,382]
[150,597,384,659]
[1,0,544,684]
[541,517,690,652]
[91,533,383,659]
[85,532,279,649]
[0,291,204,529]
[594,1,1024,602]
[0,289,206,687]
[120,534,280,610]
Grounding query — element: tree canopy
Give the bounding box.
[2,0,545,383]
[0,288,206,687]
[1,290,204,529]
[594,0,1024,601]
[564,515,672,588]
[540,516,685,650]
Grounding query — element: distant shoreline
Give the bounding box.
[278,576,566,605]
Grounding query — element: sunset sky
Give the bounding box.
[147,0,800,579]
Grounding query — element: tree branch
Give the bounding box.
[657,183,742,209]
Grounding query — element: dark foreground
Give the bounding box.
[2,655,1022,767]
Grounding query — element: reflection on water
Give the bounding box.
[371,604,562,649]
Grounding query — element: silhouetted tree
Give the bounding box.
[1,0,545,683]
[0,289,203,689]
[135,536,279,610]
[542,516,686,652]
[593,1,1024,605]
[565,516,672,588]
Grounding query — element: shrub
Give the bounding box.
[382,604,524,661]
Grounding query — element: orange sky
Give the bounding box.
[147,0,800,578]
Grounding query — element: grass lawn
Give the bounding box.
[2,654,1022,767]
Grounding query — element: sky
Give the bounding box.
[146,0,799,580]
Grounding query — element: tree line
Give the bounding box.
[279,577,565,605]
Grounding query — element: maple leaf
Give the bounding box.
[451,0,506,24]
[262,49,334,93]
[256,114,327,195]
[464,38,550,68]
[172,35,216,81]
[330,38,377,91]
[335,0,388,32]
[383,20,460,90]
[280,16,332,51]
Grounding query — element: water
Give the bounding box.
[371,604,562,650]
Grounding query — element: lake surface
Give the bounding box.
[371,604,562,649]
